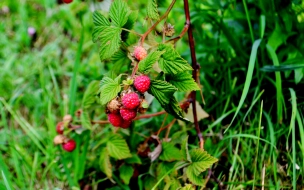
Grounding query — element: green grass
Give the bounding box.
[0,0,304,189]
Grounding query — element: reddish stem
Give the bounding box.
[166,21,190,43]
[133,110,166,120]
[183,0,204,149]
[140,0,177,46]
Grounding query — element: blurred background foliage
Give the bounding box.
[0,0,303,189]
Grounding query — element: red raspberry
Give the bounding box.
[62,139,76,152]
[56,122,64,134]
[108,113,123,127]
[134,75,151,93]
[122,92,140,109]
[120,120,132,129]
[120,108,137,121]
[133,46,147,61]
[63,0,73,3]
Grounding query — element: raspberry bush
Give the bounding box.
[55,0,217,188]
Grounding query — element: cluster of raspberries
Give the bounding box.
[107,75,151,128]
[53,115,76,152]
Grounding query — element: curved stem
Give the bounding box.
[165,21,190,43]
[131,61,139,78]
[140,0,177,46]
[183,0,204,149]
[122,28,143,37]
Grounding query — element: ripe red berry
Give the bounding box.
[122,92,140,109]
[56,122,64,134]
[62,139,76,152]
[120,120,132,129]
[134,75,151,93]
[108,113,123,127]
[63,0,73,3]
[133,46,147,61]
[120,108,137,121]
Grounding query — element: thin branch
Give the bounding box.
[121,28,143,37]
[205,168,223,190]
[165,119,176,139]
[134,110,166,120]
[156,113,169,136]
[183,0,204,149]
[157,119,176,135]
[140,0,177,46]
[165,22,190,43]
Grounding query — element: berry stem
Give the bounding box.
[164,119,177,140]
[131,62,139,78]
[140,0,177,46]
[122,28,143,37]
[183,0,204,149]
[165,20,190,43]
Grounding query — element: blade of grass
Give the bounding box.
[62,151,76,187]
[228,133,241,190]
[266,44,284,123]
[69,20,84,115]
[209,108,236,130]
[77,131,91,180]
[30,152,39,190]
[296,110,304,173]
[263,112,276,158]
[242,90,264,122]
[0,155,13,190]
[288,88,297,190]
[242,0,254,43]
[224,39,262,133]
[222,134,276,149]
[1,170,12,190]
[0,99,47,156]
[260,15,266,38]
[260,64,304,72]
[253,101,263,189]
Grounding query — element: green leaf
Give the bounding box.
[159,142,182,162]
[82,80,99,109]
[110,49,131,75]
[99,76,121,105]
[148,80,177,105]
[181,136,191,162]
[138,51,165,74]
[81,110,92,130]
[167,72,200,92]
[109,0,130,27]
[119,164,134,185]
[98,26,122,61]
[125,154,142,164]
[93,11,110,26]
[185,167,205,187]
[107,134,132,159]
[158,44,192,74]
[188,149,218,176]
[162,96,186,121]
[166,178,181,190]
[147,0,159,20]
[156,162,176,180]
[99,148,112,178]
[92,12,110,42]
[121,11,138,41]
[179,184,195,190]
